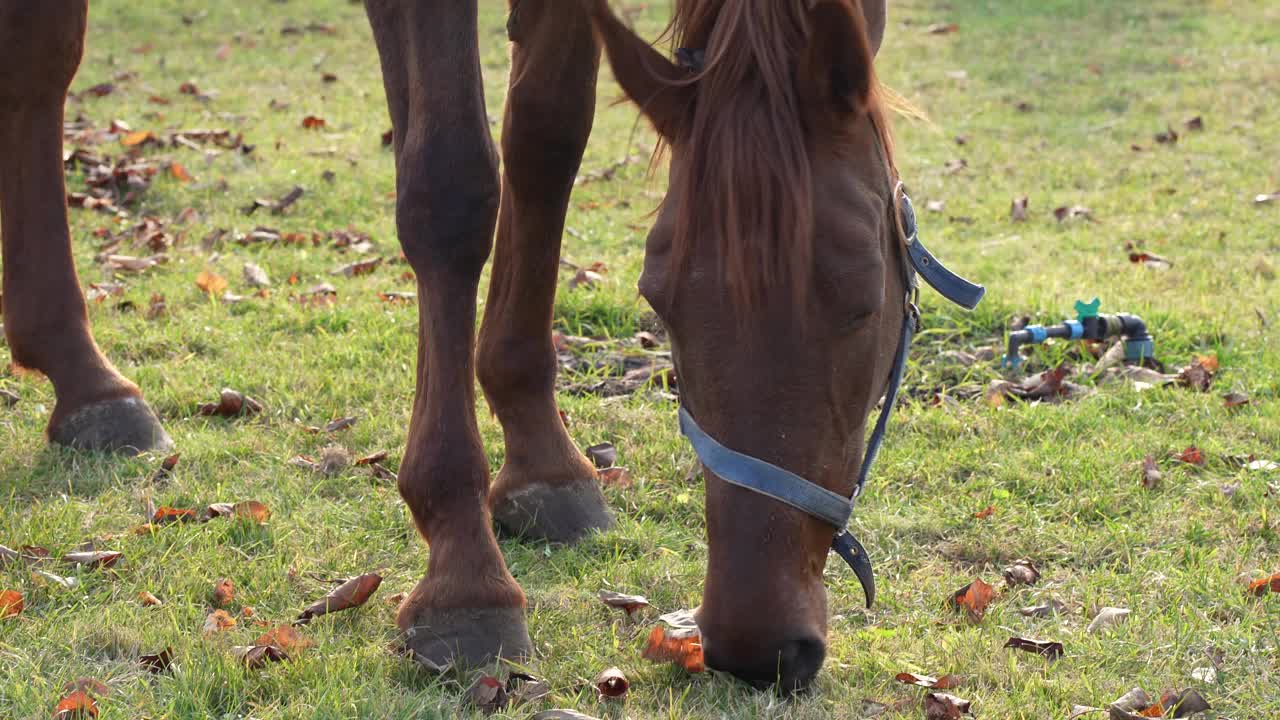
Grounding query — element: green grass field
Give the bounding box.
[2,0,1278,717]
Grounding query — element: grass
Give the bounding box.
[2,0,1278,717]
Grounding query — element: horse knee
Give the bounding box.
[395,137,500,280]
[476,333,556,400]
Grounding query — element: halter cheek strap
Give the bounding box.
[678,190,984,609]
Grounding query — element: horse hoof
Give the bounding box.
[49,396,174,454]
[491,478,613,543]
[400,606,532,671]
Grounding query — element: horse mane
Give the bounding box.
[658,0,898,309]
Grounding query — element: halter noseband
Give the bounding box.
[678,185,985,608]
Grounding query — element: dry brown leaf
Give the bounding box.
[1004,636,1064,659]
[243,262,271,288]
[972,505,996,520]
[295,573,382,625]
[202,609,237,635]
[1003,559,1040,586]
[62,551,122,569]
[322,416,358,433]
[140,648,174,674]
[1162,689,1211,717]
[895,672,962,690]
[331,257,382,277]
[1087,606,1131,634]
[1009,197,1030,225]
[1054,205,1095,222]
[169,162,192,182]
[1222,392,1250,408]
[212,578,235,607]
[0,589,23,618]
[598,467,632,487]
[1175,357,1216,391]
[355,450,389,466]
[594,667,629,699]
[597,589,649,619]
[302,115,326,130]
[465,675,507,714]
[925,692,972,719]
[950,578,996,621]
[1129,251,1173,270]
[1141,455,1163,489]
[569,268,603,290]
[197,388,263,418]
[105,254,166,272]
[150,453,180,485]
[1018,599,1065,618]
[231,644,290,669]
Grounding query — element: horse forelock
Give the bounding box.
[657,0,897,312]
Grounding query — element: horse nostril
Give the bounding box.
[776,635,826,693]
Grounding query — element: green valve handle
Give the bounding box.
[1074,297,1101,321]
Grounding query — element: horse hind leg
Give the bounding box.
[476,0,612,543]
[365,0,531,668]
[0,2,171,453]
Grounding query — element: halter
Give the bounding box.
[678,178,985,609]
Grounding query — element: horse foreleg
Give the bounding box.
[0,2,171,453]
[476,0,611,543]
[364,0,531,668]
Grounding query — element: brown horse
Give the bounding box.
[0,0,900,691]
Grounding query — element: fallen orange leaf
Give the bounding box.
[641,625,705,673]
[295,573,382,625]
[0,589,23,618]
[1246,572,1280,597]
[212,578,235,607]
[1176,446,1206,466]
[52,690,99,719]
[950,578,996,621]
[120,130,155,147]
[202,609,237,635]
[195,270,229,295]
[256,624,313,653]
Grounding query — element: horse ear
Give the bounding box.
[800,0,875,120]
[587,0,694,140]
